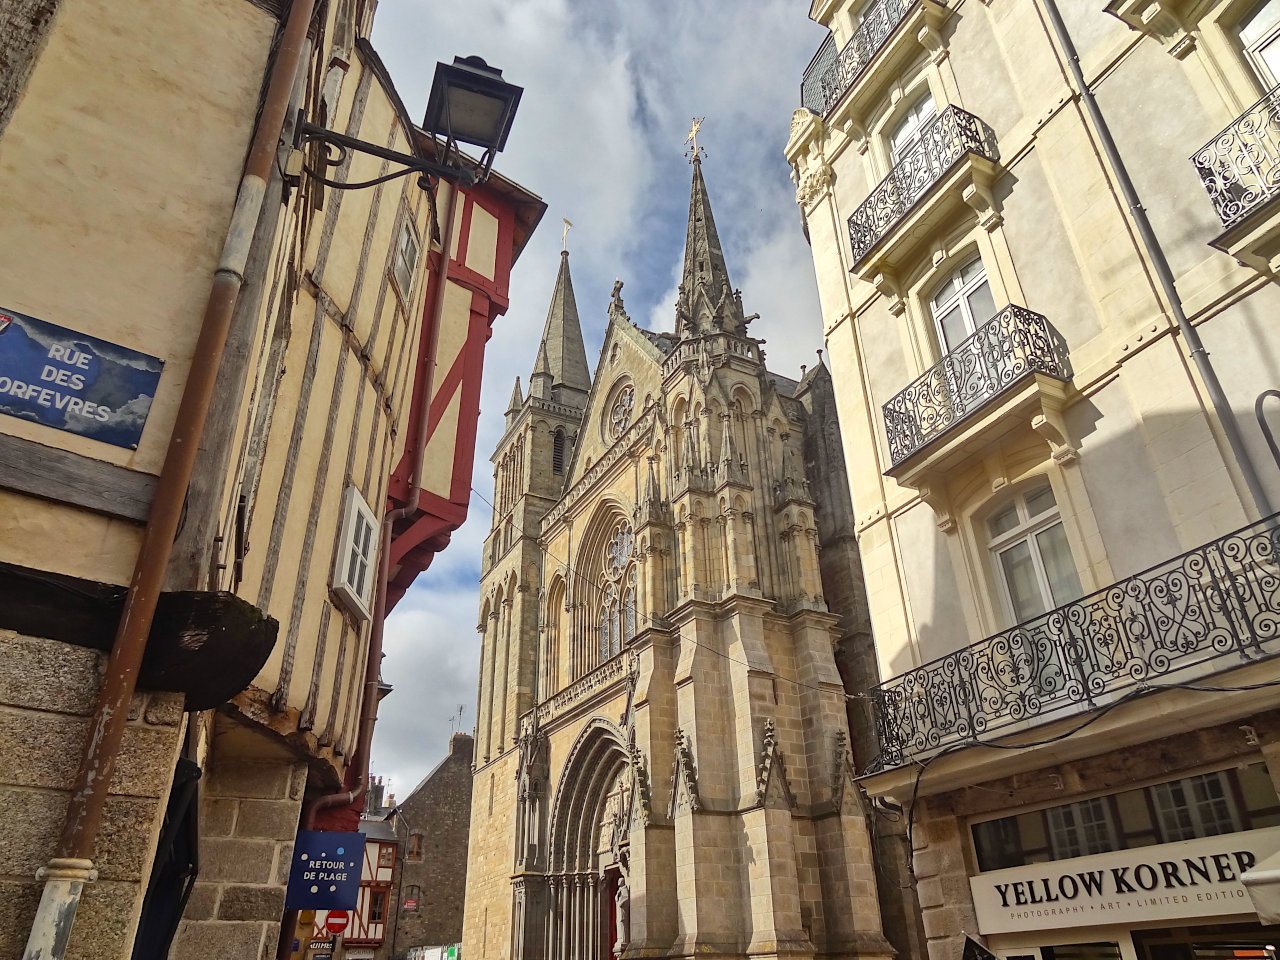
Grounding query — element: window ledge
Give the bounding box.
[1210,201,1280,275]
[851,133,1001,283]
[888,373,1077,528]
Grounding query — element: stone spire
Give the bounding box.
[675,157,747,338]
[505,376,524,428]
[530,339,551,401]
[534,249,591,405]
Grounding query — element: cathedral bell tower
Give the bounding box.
[476,247,591,767]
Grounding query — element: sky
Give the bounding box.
[367,0,831,801]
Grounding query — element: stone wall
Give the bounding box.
[395,733,474,952]
[0,629,184,960]
[170,755,306,960]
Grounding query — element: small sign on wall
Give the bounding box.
[285,831,366,910]
[0,306,164,449]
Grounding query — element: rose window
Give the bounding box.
[609,385,635,440]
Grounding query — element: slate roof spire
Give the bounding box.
[533,249,591,405]
[675,157,748,338]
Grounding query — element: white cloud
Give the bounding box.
[369,0,830,793]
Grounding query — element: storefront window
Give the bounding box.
[972,762,1280,871]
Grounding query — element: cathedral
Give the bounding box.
[462,156,917,960]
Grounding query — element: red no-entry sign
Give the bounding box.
[324,910,350,935]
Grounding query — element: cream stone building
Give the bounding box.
[785,1,1280,959]
[0,3,541,959]
[462,158,918,960]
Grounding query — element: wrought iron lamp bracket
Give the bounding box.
[292,114,478,191]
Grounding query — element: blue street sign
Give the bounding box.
[284,831,366,910]
[0,306,163,449]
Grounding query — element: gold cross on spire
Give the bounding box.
[685,117,706,163]
[561,217,573,251]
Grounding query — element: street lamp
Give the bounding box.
[291,55,522,190]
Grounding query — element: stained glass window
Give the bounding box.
[598,522,637,662]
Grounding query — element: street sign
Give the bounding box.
[0,306,164,449]
[325,910,350,935]
[404,898,419,910]
[284,830,366,909]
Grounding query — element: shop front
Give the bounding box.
[967,814,1280,960]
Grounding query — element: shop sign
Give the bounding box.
[971,825,1280,935]
[0,306,164,449]
[284,830,366,909]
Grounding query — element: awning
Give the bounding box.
[1242,850,1280,924]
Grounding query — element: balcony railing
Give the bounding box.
[800,0,915,116]
[848,106,997,265]
[871,514,1280,770]
[882,305,1071,467]
[1192,81,1280,229]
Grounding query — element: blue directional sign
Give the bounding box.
[284,830,366,910]
[0,306,164,449]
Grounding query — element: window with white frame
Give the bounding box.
[1240,0,1280,86]
[333,485,379,619]
[987,484,1083,625]
[888,91,937,163]
[1151,771,1243,842]
[930,256,997,354]
[392,218,420,301]
[1046,797,1117,860]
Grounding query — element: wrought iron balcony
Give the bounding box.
[800,0,915,117]
[848,106,998,265]
[1192,81,1280,229]
[882,305,1071,468]
[871,514,1280,770]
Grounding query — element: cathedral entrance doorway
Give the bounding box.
[542,720,634,960]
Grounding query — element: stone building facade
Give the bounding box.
[785,1,1280,960]
[392,733,475,955]
[0,3,542,958]
[462,158,914,960]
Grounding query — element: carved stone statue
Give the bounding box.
[614,876,630,957]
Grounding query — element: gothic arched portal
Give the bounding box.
[540,719,633,960]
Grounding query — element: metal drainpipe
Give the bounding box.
[21,2,317,958]
[276,181,460,960]
[1039,0,1274,518]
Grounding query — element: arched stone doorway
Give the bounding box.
[544,719,633,960]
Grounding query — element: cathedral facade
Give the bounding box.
[462,159,913,960]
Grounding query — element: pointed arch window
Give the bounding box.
[598,522,637,662]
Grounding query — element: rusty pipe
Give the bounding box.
[21,3,317,959]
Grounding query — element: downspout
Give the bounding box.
[22,2,317,958]
[1039,0,1273,518]
[277,182,461,958]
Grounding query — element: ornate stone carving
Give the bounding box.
[627,740,653,827]
[610,384,635,439]
[756,718,797,809]
[830,730,859,814]
[669,728,702,816]
[535,651,639,726]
